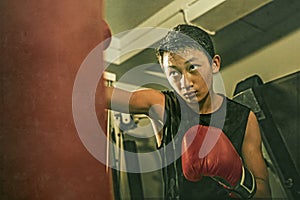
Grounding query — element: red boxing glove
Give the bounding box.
[181,125,256,199]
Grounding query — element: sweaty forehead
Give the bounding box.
[163,52,185,65]
[162,48,207,67]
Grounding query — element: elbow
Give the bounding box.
[253,178,271,199]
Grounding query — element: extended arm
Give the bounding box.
[242,111,271,198]
[104,86,165,116]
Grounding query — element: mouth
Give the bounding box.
[183,91,197,99]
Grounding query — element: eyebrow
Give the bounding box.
[184,57,197,64]
[167,57,198,69]
[168,65,178,70]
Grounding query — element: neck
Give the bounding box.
[188,91,223,114]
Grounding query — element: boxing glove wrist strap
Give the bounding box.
[232,166,256,199]
[213,165,256,199]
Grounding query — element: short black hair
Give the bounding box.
[156,24,215,63]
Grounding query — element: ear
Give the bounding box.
[212,55,221,74]
[159,56,165,71]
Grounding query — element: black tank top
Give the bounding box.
[160,91,250,200]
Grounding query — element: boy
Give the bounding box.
[105,24,271,199]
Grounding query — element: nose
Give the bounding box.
[180,73,191,91]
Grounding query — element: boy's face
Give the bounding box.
[162,48,219,104]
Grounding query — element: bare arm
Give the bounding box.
[104,87,165,145]
[242,111,271,198]
[105,86,165,115]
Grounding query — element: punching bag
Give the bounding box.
[0,0,113,199]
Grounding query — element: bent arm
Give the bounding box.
[242,111,271,198]
[104,86,165,117]
[103,86,165,146]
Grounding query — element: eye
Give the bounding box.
[169,70,180,77]
[168,70,181,81]
[188,64,200,72]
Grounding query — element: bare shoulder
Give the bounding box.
[243,111,261,148]
[242,111,263,164]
